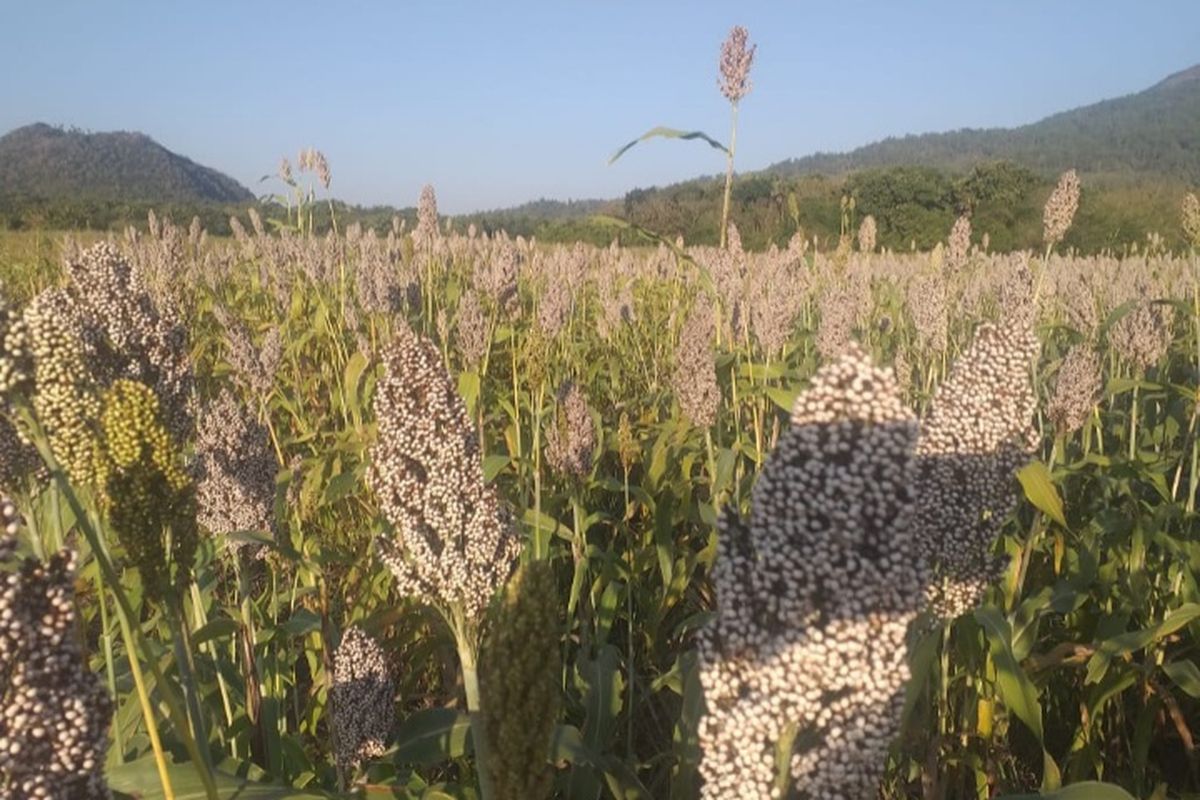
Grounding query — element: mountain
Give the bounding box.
[0,123,254,204]
[764,63,1200,182]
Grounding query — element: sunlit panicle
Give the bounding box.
[455,290,489,368]
[697,347,919,799]
[195,390,278,545]
[63,242,195,444]
[545,381,595,480]
[947,214,971,272]
[476,239,521,315]
[1044,169,1081,248]
[857,214,877,254]
[415,184,440,244]
[907,272,949,356]
[718,25,756,104]
[672,298,720,428]
[915,322,1039,617]
[369,326,520,622]
[1047,344,1102,435]
[22,288,103,487]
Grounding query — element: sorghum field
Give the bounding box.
[2,164,1200,800]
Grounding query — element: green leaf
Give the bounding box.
[392,708,472,764]
[342,351,370,426]
[996,781,1137,799]
[1017,461,1067,527]
[482,453,510,483]
[1163,659,1200,698]
[191,618,240,647]
[279,608,322,638]
[766,386,800,413]
[458,369,481,414]
[108,757,332,798]
[975,607,1044,742]
[608,126,727,164]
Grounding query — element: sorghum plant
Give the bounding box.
[369,323,521,798]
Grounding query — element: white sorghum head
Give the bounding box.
[369,326,520,623]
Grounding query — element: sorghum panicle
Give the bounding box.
[672,298,720,428]
[1047,344,1102,435]
[195,390,278,545]
[0,499,113,799]
[369,326,520,622]
[330,626,395,773]
[718,26,756,104]
[1043,169,1081,247]
[63,242,195,444]
[698,347,920,799]
[857,214,877,254]
[455,290,489,368]
[99,380,197,603]
[22,289,102,487]
[1182,192,1200,248]
[947,214,971,272]
[915,322,1039,617]
[545,381,595,480]
[415,184,440,244]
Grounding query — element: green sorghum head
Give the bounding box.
[99,379,197,602]
[480,560,561,800]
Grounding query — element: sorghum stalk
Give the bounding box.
[96,586,125,762]
[1130,383,1140,461]
[720,105,738,250]
[190,581,238,759]
[453,619,496,800]
[114,581,176,800]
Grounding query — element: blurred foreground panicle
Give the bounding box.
[718,25,756,104]
[195,390,278,545]
[330,626,394,773]
[1043,170,1081,248]
[0,499,113,799]
[0,281,28,397]
[369,325,520,623]
[697,346,920,799]
[915,322,1039,617]
[480,561,561,800]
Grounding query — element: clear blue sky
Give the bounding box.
[1,1,1197,213]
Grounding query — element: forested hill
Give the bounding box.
[765,64,1200,182]
[0,123,254,204]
